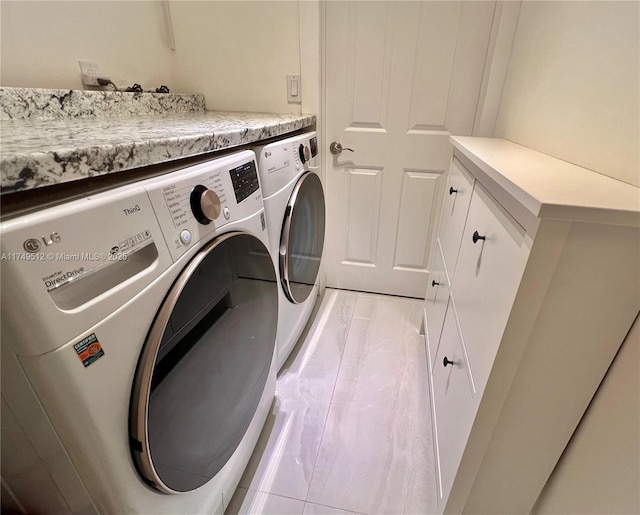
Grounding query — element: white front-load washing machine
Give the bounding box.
[1,151,278,514]
[253,132,325,371]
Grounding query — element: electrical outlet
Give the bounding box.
[81,74,112,87]
[287,74,301,104]
[78,60,100,76]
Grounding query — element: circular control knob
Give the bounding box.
[190,185,221,225]
[298,144,310,164]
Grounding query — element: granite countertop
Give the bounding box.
[0,88,315,194]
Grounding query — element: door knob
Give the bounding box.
[330,141,354,155]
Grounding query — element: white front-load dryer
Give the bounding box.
[253,132,325,371]
[1,151,278,514]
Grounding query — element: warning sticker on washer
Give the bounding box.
[74,333,105,367]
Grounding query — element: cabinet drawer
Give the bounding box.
[452,183,527,395]
[425,240,450,369]
[432,304,475,506]
[438,158,475,281]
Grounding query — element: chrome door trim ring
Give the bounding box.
[279,171,325,304]
[130,231,241,494]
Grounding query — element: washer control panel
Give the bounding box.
[145,150,264,261]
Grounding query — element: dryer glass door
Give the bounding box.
[280,172,326,304]
[130,232,277,493]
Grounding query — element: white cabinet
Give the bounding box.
[431,304,475,505]
[453,183,527,394]
[424,241,449,370]
[438,158,475,280]
[423,137,640,514]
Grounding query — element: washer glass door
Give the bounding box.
[280,172,326,304]
[130,232,277,493]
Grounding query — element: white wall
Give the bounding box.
[0,1,173,92]
[167,1,301,113]
[494,1,639,187]
[532,315,639,514]
[0,1,302,114]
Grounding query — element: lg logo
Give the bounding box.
[23,232,61,253]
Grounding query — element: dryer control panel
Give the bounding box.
[254,131,318,199]
[145,150,264,262]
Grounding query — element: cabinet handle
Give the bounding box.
[443,356,456,367]
[472,231,486,244]
[449,187,458,195]
[431,280,440,287]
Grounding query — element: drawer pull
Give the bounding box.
[432,280,440,287]
[472,231,486,244]
[443,356,456,367]
[449,187,458,195]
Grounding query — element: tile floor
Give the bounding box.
[226,289,437,515]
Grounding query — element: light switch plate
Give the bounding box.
[79,60,100,77]
[287,74,301,104]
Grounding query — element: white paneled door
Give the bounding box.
[324,1,495,297]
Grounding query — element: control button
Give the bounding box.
[298,143,306,164]
[303,145,311,162]
[136,233,144,243]
[223,207,231,220]
[180,230,192,245]
[128,237,136,247]
[143,230,151,239]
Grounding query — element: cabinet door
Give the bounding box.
[425,240,450,369]
[432,304,475,506]
[438,158,475,281]
[452,183,528,395]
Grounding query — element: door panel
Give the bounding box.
[408,2,461,131]
[345,167,383,264]
[325,1,496,297]
[394,170,441,270]
[349,2,392,129]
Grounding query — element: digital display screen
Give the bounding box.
[230,161,260,204]
[310,136,318,158]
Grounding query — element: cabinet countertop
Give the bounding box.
[451,136,640,228]
[1,110,315,194]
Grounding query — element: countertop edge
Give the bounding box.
[450,136,640,228]
[1,113,315,194]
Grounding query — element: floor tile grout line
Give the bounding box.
[240,486,309,505]
[304,499,366,515]
[303,291,359,506]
